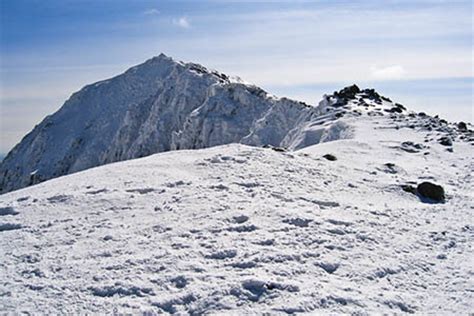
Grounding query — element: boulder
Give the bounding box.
[417,182,445,202]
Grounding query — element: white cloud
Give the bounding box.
[370,65,405,80]
[172,17,190,29]
[143,9,160,16]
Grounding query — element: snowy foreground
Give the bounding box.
[1,113,473,314]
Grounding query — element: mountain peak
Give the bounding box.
[1,56,471,194]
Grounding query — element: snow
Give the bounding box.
[0,54,473,313]
[1,111,472,314]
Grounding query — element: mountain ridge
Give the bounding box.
[0,54,471,194]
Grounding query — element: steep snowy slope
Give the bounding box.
[0,55,328,194]
[0,109,472,314]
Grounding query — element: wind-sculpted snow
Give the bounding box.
[0,114,473,314]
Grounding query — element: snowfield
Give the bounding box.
[1,112,472,314]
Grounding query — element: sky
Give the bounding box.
[0,0,472,154]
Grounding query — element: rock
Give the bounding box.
[361,88,382,102]
[316,262,340,274]
[334,84,360,100]
[395,103,406,111]
[387,107,403,113]
[417,182,445,202]
[457,122,467,131]
[438,137,453,146]
[271,147,286,153]
[323,154,337,161]
[400,141,426,153]
[381,163,404,174]
[401,184,417,195]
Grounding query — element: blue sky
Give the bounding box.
[0,0,472,154]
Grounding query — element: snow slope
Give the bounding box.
[1,110,473,314]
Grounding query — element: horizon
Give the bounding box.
[1,0,473,154]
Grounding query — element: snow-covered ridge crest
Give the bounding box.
[0,55,471,194]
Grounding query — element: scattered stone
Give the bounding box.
[323,154,337,161]
[417,182,445,202]
[401,184,417,195]
[361,88,382,103]
[438,137,452,146]
[271,147,286,153]
[400,141,426,153]
[103,235,113,241]
[283,217,313,228]
[457,121,467,131]
[233,215,249,224]
[395,103,406,111]
[334,84,360,100]
[316,262,340,274]
[382,163,402,174]
[386,107,403,114]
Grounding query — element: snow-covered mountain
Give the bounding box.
[0,107,472,314]
[1,54,330,194]
[0,54,473,313]
[4,54,456,195]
